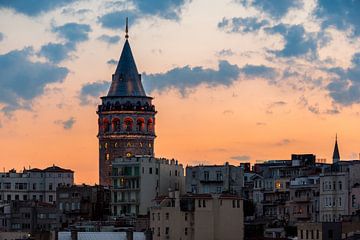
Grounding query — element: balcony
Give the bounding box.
[292,196,311,203]
[111,199,139,205]
[200,178,223,183]
[293,211,311,220]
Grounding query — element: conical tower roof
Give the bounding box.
[107,19,146,97]
[332,134,340,163]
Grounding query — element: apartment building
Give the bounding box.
[185,162,244,195]
[0,165,74,204]
[150,192,243,240]
[111,157,184,216]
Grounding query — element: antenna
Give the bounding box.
[125,17,129,39]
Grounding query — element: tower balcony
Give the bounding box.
[98,103,156,113]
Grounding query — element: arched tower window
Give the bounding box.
[112,118,121,132]
[103,119,110,133]
[124,118,133,132]
[137,118,145,132]
[147,118,154,132]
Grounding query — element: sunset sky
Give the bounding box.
[1,0,360,183]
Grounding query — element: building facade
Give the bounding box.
[150,192,244,240]
[98,23,156,186]
[0,165,74,204]
[57,184,111,227]
[111,157,184,216]
[185,163,244,195]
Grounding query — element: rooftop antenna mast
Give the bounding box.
[125,17,129,39]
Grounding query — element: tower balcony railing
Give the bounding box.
[98,103,156,113]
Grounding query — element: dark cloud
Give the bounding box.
[231,155,251,161]
[0,0,73,16]
[143,60,277,96]
[52,23,91,43]
[143,60,241,96]
[135,0,187,20]
[316,0,360,36]
[216,49,235,57]
[38,42,74,64]
[98,11,138,30]
[107,59,118,65]
[265,24,317,58]
[98,0,188,30]
[218,17,269,33]
[38,22,91,63]
[98,34,120,45]
[327,53,360,105]
[240,0,302,19]
[241,64,277,79]
[0,48,68,113]
[55,117,75,130]
[79,81,110,105]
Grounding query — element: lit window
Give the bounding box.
[105,143,108,149]
[126,152,132,157]
[106,153,110,161]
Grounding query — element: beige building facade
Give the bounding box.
[150,192,244,240]
[111,157,184,216]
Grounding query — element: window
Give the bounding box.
[192,171,196,178]
[333,181,336,190]
[157,213,160,221]
[49,195,53,202]
[216,171,222,181]
[33,183,36,190]
[185,213,188,221]
[32,195,36,200]
[7,195,11,201]
[198,199,201,208]
[49,183,53,191]
[152,213,155,221]
[237,200,240,208]
[156,168,159,175]
[149,168,153,174]
[185,228,188,236]
[203,199,206,207]
[328,229,333,239]
[23,195,28,201]
[204,171,209,181]
[157,227,160,237]
[233,200,236,208]
[106,153,110,161]
[216,186,222,193]
[165,227,169,235]
[15,195,19,200]
[316,230,319,239]
[339,181,342,190]
[165,212,169,220]
[339,197,342,207]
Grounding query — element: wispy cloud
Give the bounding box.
[55,117,76,130]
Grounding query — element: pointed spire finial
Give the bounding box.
[125,17,129,39]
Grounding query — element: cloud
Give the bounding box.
[266,101,287,114]
[327,53,360,105]
[38,22,91,63]
[240,0,303,19]
[55,117,75,130]
[241,64,277,79]
[0,48,68,113]
[79,81,110,105]
[275,138,291,146]
[316,0,360,36]
[38,42,74,63]
[98,34,120,45]
[218,17,269,33]
[52,22,91,43]
[216,49,235,57]
[223,110,234,115]
[0,0,73,16]
[107,59,117,65]
[0,32,4,41]
[98,11,138,30]
[143,60,241,96]
[98,1,188,30]
[143,60,277,96]
[134,0,187,20]
[256,122,266,126]
[231,155,251,161]
[265,24,317,58]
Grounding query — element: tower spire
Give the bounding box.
[125,17,129,39]
[332,134,340,164]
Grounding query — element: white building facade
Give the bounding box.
[0,165,74,204]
